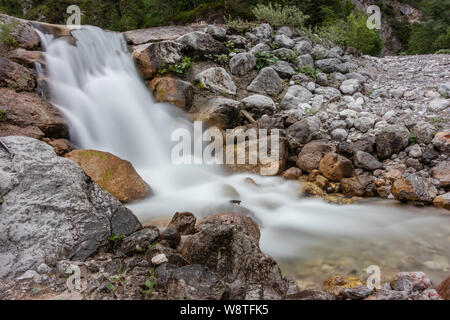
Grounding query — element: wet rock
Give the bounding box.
[0,88,69,139]
[432,132,450,155]
[229,52,256,76]
[296,140,334,172]
[353,151,382,171]
[298,182,325,197]
[391,272,432,292]
[149,76,194,110]
[375,124,410,160]
[286,117,321,150]
[247,67,283,95]
[270,60,296,78]
[319,153,353,182]
[156,264,227,300]
[241,94,276,118]
[176,31,227,55]
[281,167,302,180]
[433,193,450,210]
[0,57,35,91]
[119,227,159,255]
[0,137,142,279]
[391,174,433,203]
[195,97,241,129]
[280,85,313,110]
[437,276,450,300]
[65,149,151,203]
[132,41,183,79]
[323,275,365,297]
[167,212,196,235]
[430,161,450,188]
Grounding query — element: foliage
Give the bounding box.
[409,128,417,146]
[297,65,319,81]
[159,57,193,76]
[0,22,19,48]
[215,54,229,65]
[225,16,255,34]
[0,109,5,121]
[140,268,156,299]
[251,2,308,28]
[107,233,124,245]
[279,49,299,64]
[253,50,277,70]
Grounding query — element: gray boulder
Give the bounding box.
[247,67,283,95]
[297,54,314,67]
[250,23,272,43]
[340,78,361,95]
[375,124,410,160]
[241,94,276,118]
[176,31,227,55]
[287,117,321,149]
[229,52,256,76]
[281,85,313,110]
[0,136,142,279]
[205,25,227,41]
[277,26,293,37]
[315,58,347,73]
[270,60,296,78]
[249,43,271,54]
[294,41,313,55]
[353,151,382,171]
[275,34,294,49]
[195,67,237,96]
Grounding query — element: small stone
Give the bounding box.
[151,253,169,265]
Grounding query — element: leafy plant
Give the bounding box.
[215,54,229,65]
[0,22,19,48]
[223,40,235,52]
[225,16,254,34]
[269,41,279,50]
[108,233,124,242]
[105,281,116,292]
[253,50,277,70]
[409,128,417,146]
[279,49,299,64]
[159,57,193,76]
[140,268,157,299]
[297,65,319,81]
[0,109,5,122]
[252,3,308,28]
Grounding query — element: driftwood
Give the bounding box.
[240,109,257,125]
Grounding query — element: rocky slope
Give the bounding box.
[0,15,449,300]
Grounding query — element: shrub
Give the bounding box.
[251,3,308,28]
[297,65,320,81]
[253,50,277,70]
[225,16,255,34]
[0,109,5,121]
[159,57,193,76]
[433,28,450,51]
[0,22,19,48]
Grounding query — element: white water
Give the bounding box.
[39,27,450,283]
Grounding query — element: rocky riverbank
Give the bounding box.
[0,14,449,300]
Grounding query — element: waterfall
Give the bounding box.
[38,26,449,283]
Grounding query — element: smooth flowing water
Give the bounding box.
[38,26,450,287]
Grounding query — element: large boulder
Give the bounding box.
[270,60,296,78]
[318,153,353,182]
[241,94,276,118]
[229,52,256,76]
[281,85,313,110]
[341,173,376,197]
[433,193,450,210]
[247,67,283,95]
[0,57,35,91]
[249,23,272,43]
[286,117,321,150]
[0,136,142,279]
[315,58,346,73]
[339,79,361,95]
[375,124,410,160]
[132,41,184,79]
[176,31,227,55]
[296,140,334,173]
[195,97,241,129]
[195,67,237,96]
[8,48,45,68]
[391,174,433,203]
[432,132,450,155]
[205,25,227,41]
[65,150,151,203]
[437,276,450,300]
[353,151,382,171]
[0,88,69,140]
[431,161,450,188]
[149,76,194,111]
[275,34,294,49]
[0,14,40,50]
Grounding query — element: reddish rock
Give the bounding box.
[341,173,376,197]
[8,48,45,68]
[432,132,450,155]
[431,161,450,188]
[433,193,450,210]
[42,138,73,156]
[296,140,333,173]
[391,174,433,203]
[281,167,302,180]
[437,276,450,300]
[149,76,194,110]
[0,57,35,91]
[318,152,353,182]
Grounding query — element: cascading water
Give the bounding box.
[38,26,450,286]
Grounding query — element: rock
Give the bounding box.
[156,264,227,300]
[323,275,365,297]
[160,227,181,248]
[272,48,294,59]
[0,136,142,279]
[119,227,159,255]
[281,167,302,180]
[250,23,272,43]
[247,67,283,95]
[123,25,207,45]
[151,253,169,265]
[438,82,450,96]
[205,25,227,41]
[181,213,286,288]
[437,276,450,300]
[431,161,450,188]
[312,45,328,59]
[281,85,313,110]
[0,88,69,139]
[229,52,256,76]
[342,286,374,300]
[391,174,433,203]
[341,173,376,197]
[315,58,344,73]
[297,54,314,67]
[420,145,440,165]
[65,149,151,203]
[176,31,227,55]
[195,67,237,96]
[275,34,294,49]
[149,76,194,110]
[391,272,432,292]
[8,48,45,68]
[296,140,333,172]
[227,35,247,48]
[132,41,183,79]
[286,117,321,149]
[42,138,72,156]
[408,144,422,158]
[319,153,353,182]
[195,97,241,129]
[339,78,361,95]
[294,41,313,55]
[277,26,293,37]
[0,57,35,91]
[330,128,348,142]
[375,124,410,160]
[167,212,196,235]
[432,132,450,155]
[413,122,436,144]
[433,193,450,210]
[249,43,271,54]
[270,60,296,78]
[287,289,335,300]
[354,117,374,133]
[299,182,325,197]
[429,98,449,112]
[0,14,40,49]
[314,86,341,101]
[241,94,276,118]
[353,151,382,171]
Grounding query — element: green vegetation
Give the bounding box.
[159,57,193,76]
[140,268,157,299]
[252,2,308,28]
[0,109,6,122]
[297,65,320,81]
[253,50,277,70]
[225,16,255,34]
[108,233,124,243]
[409,128,417,146]
[0,22,19,48]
